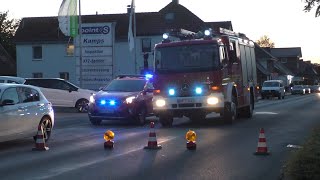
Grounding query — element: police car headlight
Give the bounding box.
[207,97,219,105]
[155,99,166,107]
[125,96,136,104]
[89,95,95,103]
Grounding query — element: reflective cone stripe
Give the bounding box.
[32,125,49,151]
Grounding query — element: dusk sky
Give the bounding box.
[1,0,320,63]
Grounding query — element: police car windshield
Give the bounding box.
[155,44,220,73]
[103,79,146,92]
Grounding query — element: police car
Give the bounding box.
[88,74,154,125]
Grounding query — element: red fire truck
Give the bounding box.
[152,28,258,127]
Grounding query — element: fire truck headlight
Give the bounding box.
[195,87,202,95]
[169,88,175,96]
[155,99,166,107]
[204,30,211,36]
[207,97,219,105]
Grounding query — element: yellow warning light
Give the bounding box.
[104,130,114,141]
[186,130,196,142]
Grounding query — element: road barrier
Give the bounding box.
[144,121,162,149]
[254,128,270,155]
[32,125,49,151]
[186,130,197,150]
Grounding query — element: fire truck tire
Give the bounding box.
[159,114,173,127]
[223,101,237,124]
[242,102,253,118]
[241,94,253,118]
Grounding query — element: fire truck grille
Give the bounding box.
[172,103,202,108]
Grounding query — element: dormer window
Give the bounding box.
[165,13,175,23]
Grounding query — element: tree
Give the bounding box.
[256,35,275,48]
[0,11,20,60]
[303,0,320,17]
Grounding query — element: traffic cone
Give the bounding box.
[144,121,162,149]
[32,125,49,151]
[254,128,269,155]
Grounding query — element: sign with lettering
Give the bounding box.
[75,22,114,90]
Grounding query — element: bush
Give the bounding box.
[284,127,320,179]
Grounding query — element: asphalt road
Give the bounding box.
[0,93,319,180]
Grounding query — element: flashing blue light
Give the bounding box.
[169,88,175,96]
[145,73,153,80]
[195,87,203,94]
[100,100,106,105]
[109,100,116,106]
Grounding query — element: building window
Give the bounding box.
[33,72,43,78]
[66,44,74,56]
[141,38,151,52]
[164,13,175,23]
[59,72,69,80]
[281,58,287,63]
[33,46,42,60]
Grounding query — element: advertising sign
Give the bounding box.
[75,22,114,90]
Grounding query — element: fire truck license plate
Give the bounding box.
[177,98,194,104]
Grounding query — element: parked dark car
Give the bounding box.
[88,74,154,125]
[310,85,320,93]
[291,85,307,95]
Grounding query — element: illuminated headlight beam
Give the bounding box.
[207,97,219,105]
[155,99,166,107]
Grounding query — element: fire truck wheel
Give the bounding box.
[223,101,237,124]
[242,101,253,118]
[159,114,173,127]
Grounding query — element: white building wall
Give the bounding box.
[16,43,77,81]
[16,35,164,89]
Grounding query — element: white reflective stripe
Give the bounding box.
[148,137,157,142]
[259,134,265,138]
[36,139,45,143]
[258,142,267,147]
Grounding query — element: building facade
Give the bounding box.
[14,1,232,90]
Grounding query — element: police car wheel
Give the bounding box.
[135,107,146,125]
[90,118,102,125]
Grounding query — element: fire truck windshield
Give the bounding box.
[155,44,220,73]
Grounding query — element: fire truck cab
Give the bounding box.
[152,28,258,127]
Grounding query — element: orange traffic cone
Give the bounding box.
[254,128,269,155]
[144,121,162,149]
[32,125,49,151]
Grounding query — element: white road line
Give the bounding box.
[35,136,177,180]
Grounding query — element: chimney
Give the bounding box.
[127,5,132,14]
[172,0,179,4]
